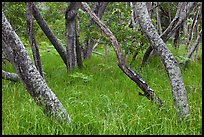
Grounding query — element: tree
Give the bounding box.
[186,4,201,49]
[182,29,202,68]
[141,2,196,67]
[83,2,109,59]
[81,2,163,107]
[26,2,44,77]
[65,2,82,70]
[134,2,189,118]
[2,11,71,124]
[31,2,68,67]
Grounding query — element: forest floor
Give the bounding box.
[2,43,202,135]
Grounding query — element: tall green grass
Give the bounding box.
[2,44,202,135]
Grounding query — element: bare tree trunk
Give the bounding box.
[75,15,83,68]
[183,21,188,45]
[173,27,180,49]
[182,29,202,68]
[81,2,163,108]
[156,2,162,35]
[2,70,19,82]
[65,2,79,70]
[2,12,71,124]
[135,2,189,118]
[141,2,195,67]
[186,7,200,49]
[31,2,67,67]
[84,2,108,59]
[26,2,44,77]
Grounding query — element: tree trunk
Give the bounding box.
[173,27,180,49]
[156,2,162,35]
[65,2,79,70]
[186,7,200,49]
[135,2,190,118]
[26,2,44,77]
[141,2,195,67]
[2,12,71,124]
[84,2,108,59]
[183,22,188,45]
[182,29,202,68]
[2,70,19,82]
[81,2,163,108]
[75,16,83,68]
[31,2,67,67]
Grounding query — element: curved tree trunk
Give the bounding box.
[81,2,163,108]
[26,2,44,77]
[135,2,189,118]
[141,2,196,67]
[2,12,71,124]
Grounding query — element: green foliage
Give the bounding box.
[2,2,27,37]
[70,72,93,83]
[175,56,191,64]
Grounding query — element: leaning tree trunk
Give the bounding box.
[182,29,202,68]
[135,2,190,118]
[26,2,44,77]
[186,6,200,49]
[31,2,67,67]
[2,12,71,124]
[141,2,196,67]
[84,2,108,59]
[81,2,163,108]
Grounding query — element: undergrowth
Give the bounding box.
[2,44,202,135]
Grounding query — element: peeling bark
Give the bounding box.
[81,2,163,107]
[2,12,71,124]
[135,2,190,117]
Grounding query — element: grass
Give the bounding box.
[2,43,202,135]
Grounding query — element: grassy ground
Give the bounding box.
[2,44,202,135]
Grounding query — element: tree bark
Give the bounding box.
[182,29,202,68]
[2,12,71,124]
[65,2,79,70]
[26,2,44,77]
[75,15,83,68]
[135,2,190,118]
[141,2,196,67]
[84,2,108,59]
[156,2,162,35]
[2,70,19,82]
[186,7,200,49]
[172,27,180,49]
[81,2,163,107]
[31,2,67,67]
